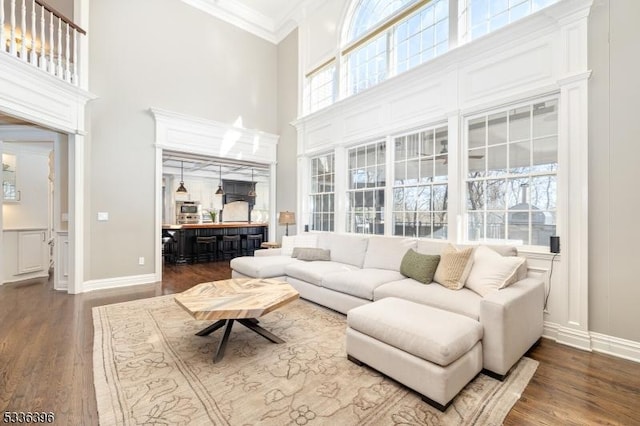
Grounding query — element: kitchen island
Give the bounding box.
[162,222,268,264]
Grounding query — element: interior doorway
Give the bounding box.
[0,124,70,291]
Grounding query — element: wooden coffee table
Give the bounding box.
[174,278,299,363]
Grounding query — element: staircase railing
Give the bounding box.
[1,0,86,86]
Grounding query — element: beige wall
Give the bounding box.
[276,30,299,240]
[87,0,277,280]
[588,0,640,342]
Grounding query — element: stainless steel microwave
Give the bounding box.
[176,201,200,214]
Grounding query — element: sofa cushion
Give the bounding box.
[416,239,447,255]
[363,237,416,271]
[322,268,405,300]
[230,255,299,278]
[465,245,525,297]
[317,233,369,268]
[433,244,475,290]
[281,233,318,256]
[400,249,440,284]
[347,297,483,366]
[373,278,482,320]
[285,261,358,286]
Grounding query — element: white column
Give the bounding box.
[0,0,4,54]
[68,133,84,294]
[269,162,278,241]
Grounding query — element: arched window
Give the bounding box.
[347,0,419,42]
[343,0,449,96]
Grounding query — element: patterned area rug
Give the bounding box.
[93,295,537,425]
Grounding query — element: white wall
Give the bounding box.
[276,29,299,240]
[87,0,278,281]
[588,0,640,344]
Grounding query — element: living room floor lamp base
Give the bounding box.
[278,211,295,236]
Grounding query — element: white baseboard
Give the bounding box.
[590,332,640,363]
[83,273,157,292]
[544,321,640,363]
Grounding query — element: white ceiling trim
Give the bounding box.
[181,0,323,44]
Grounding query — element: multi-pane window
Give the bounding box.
[393,126,449,238]
[309,153,335,232]
[395,0,448,74]
[305,63,336,114]
[345,34,388,96]
[344,0,450,97]
[463,0,558,41]
[347,141,386,235]
[466,98,558,246]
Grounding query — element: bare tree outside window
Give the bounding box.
[466,99,558,246]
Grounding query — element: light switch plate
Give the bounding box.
[97,212,109,221]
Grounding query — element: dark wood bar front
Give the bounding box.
[162,223,268,264]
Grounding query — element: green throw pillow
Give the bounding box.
[400,249,440,284]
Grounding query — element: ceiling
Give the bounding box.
[181,0,316,44]
[163,151,270,182]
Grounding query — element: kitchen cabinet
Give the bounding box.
[2,229,49,283]
[2,153,19,202]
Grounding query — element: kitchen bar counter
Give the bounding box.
[163,222,268,229]
[162,223,268,264]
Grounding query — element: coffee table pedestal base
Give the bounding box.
[196,318,285,363]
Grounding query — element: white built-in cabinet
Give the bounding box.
[2,229,49,283]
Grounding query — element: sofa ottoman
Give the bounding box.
[346,297,483,411]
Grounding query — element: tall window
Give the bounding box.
[393,126,449,238]
[466,98,558,246]
[309,153,335,231]
[347,141,386,235]
[305,62,336,114]
[461,0,558,41]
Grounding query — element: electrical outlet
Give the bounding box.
[138,257,145,266]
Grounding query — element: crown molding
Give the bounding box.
[181,0,324,44]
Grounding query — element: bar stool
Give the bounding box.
[194,235,217,263]
[221,235,241,260]
[162,230,177,263]
[244,234,263,256]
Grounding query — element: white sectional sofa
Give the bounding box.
[230,233,544,380]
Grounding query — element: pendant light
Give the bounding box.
[176,161,188,194]
[215,165,224,195]
[248,168,257,197]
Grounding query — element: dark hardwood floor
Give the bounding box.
[1,263,638,425]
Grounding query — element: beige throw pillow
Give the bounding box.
[295,248,331,261]
[434,244,475,290]
[465,245,526,297]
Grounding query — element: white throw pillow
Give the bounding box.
[465,245,526,297]
[281,234,318,256]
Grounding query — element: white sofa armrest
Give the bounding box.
[479,277,544,377]
[255,248,283,257]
